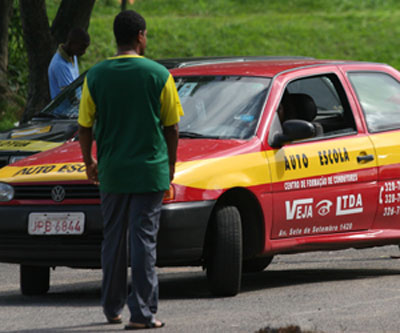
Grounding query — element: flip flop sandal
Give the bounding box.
[106,314,123,324]
[124,320,165,330]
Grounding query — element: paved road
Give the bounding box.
[1,245,400,332]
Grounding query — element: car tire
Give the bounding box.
[242,256,273,273]
[206,205,242,297]
[20,265,50,296]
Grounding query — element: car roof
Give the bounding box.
[156,55,314,69]
[169,58,377,77]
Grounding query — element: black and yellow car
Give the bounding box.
[0,73,85,167]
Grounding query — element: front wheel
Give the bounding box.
[20,265,50,296]
[206,205,242,296]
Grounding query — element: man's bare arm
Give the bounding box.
[163,124,179,181]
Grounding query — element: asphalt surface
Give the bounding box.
[1,245,400,332]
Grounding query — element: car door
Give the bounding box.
[267,68,378,239]
[346,67,400,229]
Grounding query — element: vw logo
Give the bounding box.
[51,185,66,202]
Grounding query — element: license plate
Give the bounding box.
[28,212,85,235]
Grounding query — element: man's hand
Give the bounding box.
[169,163,175,182]
[78,125,99,185]
[85,159,99,185]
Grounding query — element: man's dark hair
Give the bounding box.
[67,27,90,44]
[113,10,146,46]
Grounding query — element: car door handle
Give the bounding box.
[357,154,374,163]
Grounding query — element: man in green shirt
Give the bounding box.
[78,10,183,330]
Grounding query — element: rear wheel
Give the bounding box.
[243,256,273,273]
[206,205,242,296]
[20,265,50,296]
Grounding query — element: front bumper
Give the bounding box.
[0,200,215,267]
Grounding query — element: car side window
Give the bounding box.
[280,74,357,137]
[348,72,400,133]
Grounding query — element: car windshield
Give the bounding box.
[175,76,271,139]
[37,72,87,120]
[34,72,271,137]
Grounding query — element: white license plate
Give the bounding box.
[28,212,85,235]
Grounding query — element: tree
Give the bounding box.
[0,0,13,98]
[19,0,95,122]
[19,0,53,122]
[51,0,94,46]
[121,0,127,11]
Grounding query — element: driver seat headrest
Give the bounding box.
[290,93,317,122]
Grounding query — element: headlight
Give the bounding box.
[9,155,29,164]
[0,182,14,202]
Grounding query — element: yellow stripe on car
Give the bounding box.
[266,136,376,183]
[175,151,270,190]
[174,136,381,190]
[0,163,87,183]
[0,140,62,152]
[369,131,400,166]
[10,126,52,138]
[2,135,400,189]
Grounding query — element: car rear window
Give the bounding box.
[348,72,400,133]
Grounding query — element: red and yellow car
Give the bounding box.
[1,58,400,296]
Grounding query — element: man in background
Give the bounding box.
[48,28,90,99]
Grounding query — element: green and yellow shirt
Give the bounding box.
[78,55,183,193]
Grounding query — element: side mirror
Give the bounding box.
[270,119,316,148]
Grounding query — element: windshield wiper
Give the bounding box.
[37,112,72,119]
[179,131,221,139]
[34,112,60,119]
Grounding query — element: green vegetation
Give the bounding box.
[3,0,400,128]
[79,0,400,71]
[0,93,25,131]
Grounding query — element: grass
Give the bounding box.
[3,0,400,129]
[74,0,400,71]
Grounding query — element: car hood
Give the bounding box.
[0,137,269,192]
[0,119,78,153]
